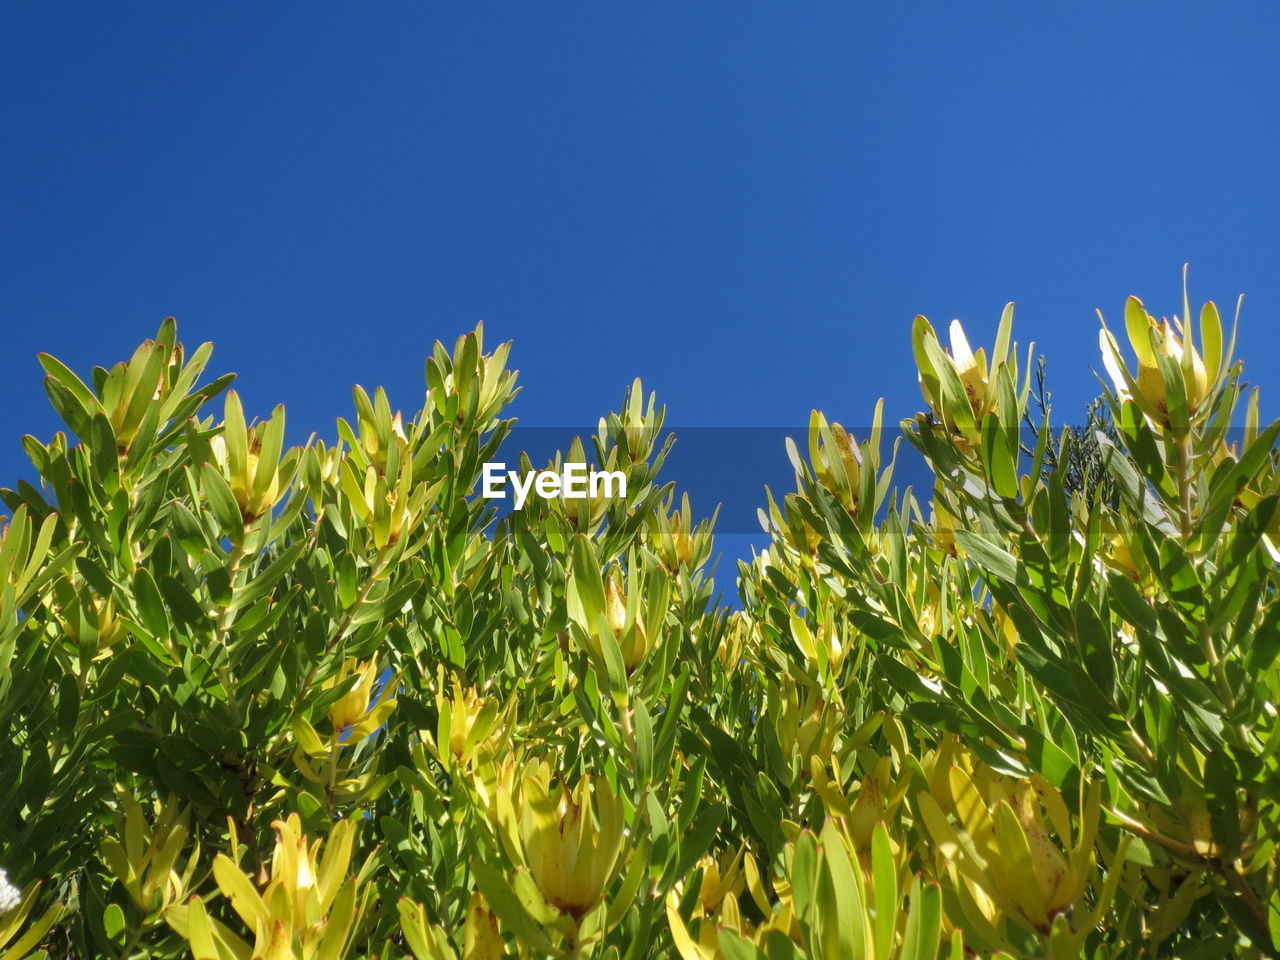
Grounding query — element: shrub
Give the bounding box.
[1,278,1277,958]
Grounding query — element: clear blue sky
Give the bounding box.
[3,4,1278,548]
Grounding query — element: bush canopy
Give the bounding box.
[2,277,1279,958]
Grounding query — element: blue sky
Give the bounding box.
[3,4,1278,554]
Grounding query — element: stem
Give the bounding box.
[1198,620,1251,751]
[1174,433,1194,541]
[1222,867,1275,955]
[565,919,584,960]
[329,554,390,653]
[1109,807,1273,946]
[619,699,634,743]
[1177,435,1249,747]
[212,530,251,723]
[116,921,144,960]
[1125,726,1158,771]
[326,732,342,817]
[236,798,269,886]
[260,551,391,766]
[1107,807,1202,860]
[295,552,390,706]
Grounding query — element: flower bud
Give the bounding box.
[463,891,503,959]
[695,848,745,916]
[947,319,991,416]
[913,311,1017,432]
[604,569,627,638]
[1099,282,1230,431]
[326,659,397,745]
[517,766,626,918]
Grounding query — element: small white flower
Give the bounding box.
[0,867,21,913]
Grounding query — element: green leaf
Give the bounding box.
[471,859,556,953]
[571,536,606,625]
[789,831,820,927]
[227,542,306,614]
[871,822,898,959]
[632,699,654,787]
[132,567,171,640]
[953,531,1018,585]
[251,405,286,504]
[1204,751,1241,862]
[103,903,126,942]
[981,413,1019,499]
[159,575,208,627]
[44,375,94,436]
[899,877,943,960]
[223,390,248,490]
[594,614,628,698]
[201,463,243,534]
[818,818,865,958]
[39,353,99,407]
[719,931,765,960]
[668,804,726,890]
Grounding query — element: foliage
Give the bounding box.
[1,275,1278,959]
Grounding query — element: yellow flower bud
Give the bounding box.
[1012,780,1072,914]
[716,615,749,675]
[848,760,888,850]
[805,411,866,513]
[173,814,364,960]
[430,670,503,774]
[229,429,283,520]
[448,691,483,762]
[604,569,627,638]
[517,766,626,918]
[695,847,745,916]
[390,411,408,444]
[326,659,397,745]
[917,756,1097,935]
[1130,317,1208,416]
[772,676,836,769]
[947,319,991,416]
[928,501,959,557]
[61,592,126,655]
[579,564,654,672]
[1099,283,1229,430]
[647,493,711,573]
[463,891,503,959]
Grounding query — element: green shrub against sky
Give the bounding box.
[1,279,1278,958]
